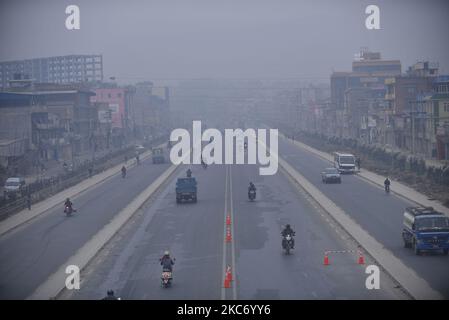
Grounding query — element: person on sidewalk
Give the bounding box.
[26,192,31,210]
[356,157,361,171]
[384,177,391,193]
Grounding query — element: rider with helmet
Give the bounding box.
[281,224,295,249]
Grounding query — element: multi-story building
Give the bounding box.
[385,61,439,151]
[0,54,103,88]
[331,49,401,111]
[0,81,98,172]
[330,49,401,140]
[422,76,449,160]
[130,82,170,141]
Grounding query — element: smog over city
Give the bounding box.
[0,0,449,311]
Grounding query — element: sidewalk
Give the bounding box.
[24,146,132,185]
[280,133,449,217]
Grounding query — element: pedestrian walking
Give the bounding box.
[26,192,31,210]
[356,157,361,171]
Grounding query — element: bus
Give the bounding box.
[333,152,356,173]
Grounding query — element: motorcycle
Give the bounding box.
[121,170,127,178]
[161,269,173,288]
[64,205,76,216]
[248,189,256,201]
[282,233,295,255]
[385,184,390,194]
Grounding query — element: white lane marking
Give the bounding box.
[221,165,229,300]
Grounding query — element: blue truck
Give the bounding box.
[152,147,165,164]
[176,177,197,204]
[402,206,449,255]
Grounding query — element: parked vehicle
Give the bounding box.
[321,167,342,183]
[3,177,26,199]
[176,177,197,203]
[152,147,165,164]
[333,152,356,173]
[402,206,449,255]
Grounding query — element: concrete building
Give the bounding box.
[385,61,439,151]
[0,54,103,88]
[130,82,170,141]
[331,49,401,112]
[0,81,98,173]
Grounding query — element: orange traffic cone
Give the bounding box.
[226,266,233,282]
[358,251,365,265]
[225,227,232,242]
[223,276,231,288]
[323,252,330,266]
[226,215,231,226]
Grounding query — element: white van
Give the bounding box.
[333,152,356,173]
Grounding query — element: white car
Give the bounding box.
[3,177,26,198]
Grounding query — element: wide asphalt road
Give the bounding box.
[277,135,449,298]
[0,151,171,299]
[62,161,407,300]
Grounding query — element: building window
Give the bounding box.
[444,102,449,112]
[117,93,122,98]
[108,93,111,98]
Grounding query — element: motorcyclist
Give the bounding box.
[248,182,256,196]
[64,198,74,213]
[186,168,192,178]
[160,251,175,272]
[384,177,391,192]
[281,224,295,249]
[102,290,119,300]
[121,165,127,178]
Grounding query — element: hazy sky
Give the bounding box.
[1,0,448,83]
